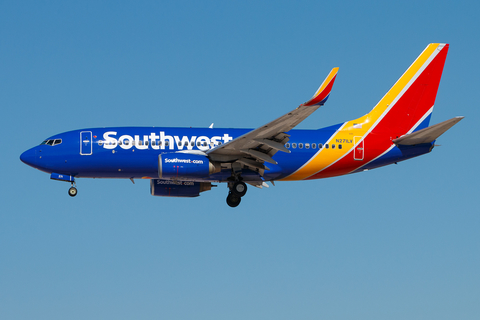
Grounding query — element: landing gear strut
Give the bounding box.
[68,182,77,197]
[226,181,247,207]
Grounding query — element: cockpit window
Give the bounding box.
[40,139,62,146]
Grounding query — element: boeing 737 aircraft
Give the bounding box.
[20,43,463,207]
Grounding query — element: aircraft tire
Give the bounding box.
[226,193,241,207]
[231,181,247,197]
[68,187,78,197]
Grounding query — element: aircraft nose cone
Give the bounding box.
[20,148,36,167]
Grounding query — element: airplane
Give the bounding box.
[20,43,463,207]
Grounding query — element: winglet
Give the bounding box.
[303,67,339,106]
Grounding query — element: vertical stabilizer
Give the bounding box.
[366,43,449,136]
[282,44,451,181]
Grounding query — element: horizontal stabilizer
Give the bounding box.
[393,116,464,145]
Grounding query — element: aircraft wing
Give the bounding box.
[207,68,339,170]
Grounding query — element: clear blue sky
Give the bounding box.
[1,1,478,319]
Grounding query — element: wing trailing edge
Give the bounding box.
[207,67,339,168]
[393,116,464,145]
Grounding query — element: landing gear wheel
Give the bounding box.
[231,181,247,197]
[226,192,241,207]
[68,187,78,197]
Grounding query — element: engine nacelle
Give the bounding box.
[150,179,213,197]
[158,153,220,180]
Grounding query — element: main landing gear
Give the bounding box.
[226,181,247,208]
[68,182,78,197]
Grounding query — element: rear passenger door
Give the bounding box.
[354,136,364,160]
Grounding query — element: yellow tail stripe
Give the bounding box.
[312,67,339,98]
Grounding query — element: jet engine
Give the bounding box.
[158,153,221,180]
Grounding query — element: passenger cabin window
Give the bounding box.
[318,143,323,149]
[299,143,303,149]
[286,143,290,148]
[312,143,316,149]
[292,143,297,149]
[325,144,329,149]
[305,143,310,149]
[339,144,342,149]
[332,144,336,149]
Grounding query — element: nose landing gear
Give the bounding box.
[226,181,247,207]
[68,182,77,197]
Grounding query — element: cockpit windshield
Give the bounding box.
[40,139,62,146]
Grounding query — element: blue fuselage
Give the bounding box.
[20,124,432,183]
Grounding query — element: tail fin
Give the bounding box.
[366,43,449,136]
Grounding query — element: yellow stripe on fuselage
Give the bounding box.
[281,44,441,181]
[280,120,370,181]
